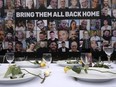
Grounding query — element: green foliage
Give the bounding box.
[72,65,88,74]
[4,65,22,78]
[72,66,81,74]
[93,62,109,69]
[29,60,40,64]
[67,60,78,64]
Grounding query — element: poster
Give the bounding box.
[0,0,116,61]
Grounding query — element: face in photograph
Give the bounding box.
[113,9,116,18]
[5,10,14,20]
[0,23,3,31]
[7,20,12,26]
[26,20,35,31]
[103,30,110,37]
[48,20,56,30]
[113,42,116,49]
[15,41,23,52]
[70,20,78,30]
[16,31,25,40]
[49,41,58,52]
[6,20,14,28]
[16,20,25,27]
[39,41,46,48]
[60,0,66,9]
[5,32,14,41]
[16,20,25,30]
[112,30,116,37]
[26,42,36,52]
[112,21,116,30]
[26,31,37,45]
[49,31,56,39]
[112,0,116,8]
[103,19,109,26]
[0,0,3,8]
[26,0,34,9]
[38,0,45,5]
[95,20,100,30]
[49,0,57,9]
[15,0,21,7]
[70,41,78,52]
[69,31,77,40]
[5,0,14,9]
[59,20,68,30]
[7,42,14,50]
[70,0,78,8]
[60,41,66,48]
[102,7,110,16]
[92,31,97,36]
[39,31,47,41]
[80,0,89,8]
[5,20,14,34]
[103,0,109,7]
[36,20,45,30]
[58,30,68,41]
[102,41,109,47]
[28,31,35,37]
[80,20,87,30]
[0,30,4,41]
[60,20,68,28]
[0,24,3,30]
[6,32,13,38]
[91,0,99,9]
[83,30,89,39]
[90,40,98,49]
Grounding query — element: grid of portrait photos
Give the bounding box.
[0,0,116,56]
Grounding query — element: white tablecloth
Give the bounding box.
[0,63,116,87]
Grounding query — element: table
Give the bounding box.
[0,63,116,87]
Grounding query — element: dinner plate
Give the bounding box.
[15,61,40,68]
[67,67,116,82]
[0,68,41,84]
[57,60,82,67]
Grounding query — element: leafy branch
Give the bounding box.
[21,69,48,84]
[4,65,48,84]
[72,65,116,74]
[21,69,43,79]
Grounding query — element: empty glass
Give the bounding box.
[80,53,90,67]
[18,56,27,61]
[4,52,14,65]
[104,47,113,64]
[42,53,52,68]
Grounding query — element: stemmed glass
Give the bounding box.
[42,53,52,68]
[103,46,113,64]
[80,53,89,67]
[18,56,27,61]
[4,52,14,65]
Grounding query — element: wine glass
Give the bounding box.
[80,53,89,66]
[42,53,52,68]
[104,46,113,64]
[18,56,27,61]
[4,52,14,65]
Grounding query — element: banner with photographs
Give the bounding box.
[0,0,116,60]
